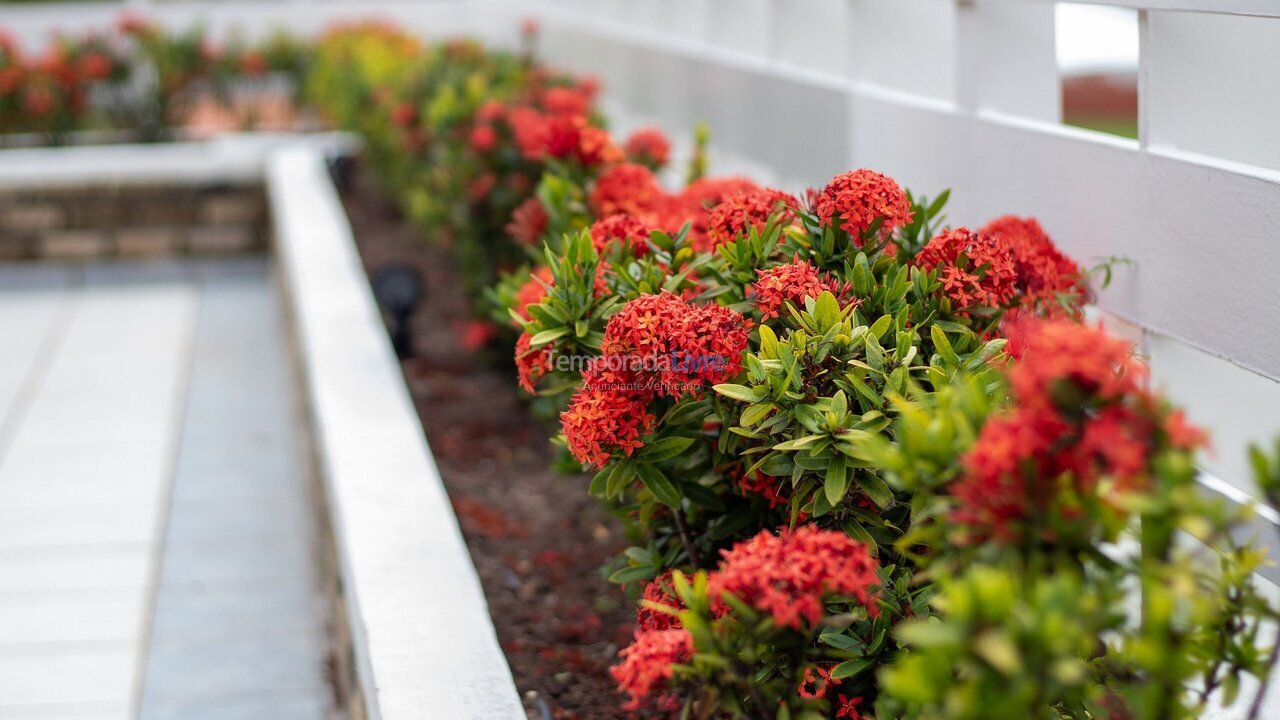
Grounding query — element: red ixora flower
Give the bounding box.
[624,126,672,168]
[514,331,554,394]
[738,470,788,508]
[512,265,553,324]
[836,694,868,719]
[1007,318,1145,412]
[981,215,1085,316]
[505,197,549,246]
[707,526,881,630]
[951,320,1206,545]
[237,50,268,77]
[506,105,549,160]
[702,188,797,251]
[389,101,417,127]
[468,123,497,153]
[589,162,666,219]
[681,176,761,210]
[563,293,747,467]
[813,169,913,243]
[540,85,591,116]
[601,291,750,397]
[611,628,692,711]
[636,570,686,632]
[560,360,656,469]
[797,664,837,700]
[589,214,654,257]
[751,259,837,319]
[913,227,1018,316]
[572,121,623,167]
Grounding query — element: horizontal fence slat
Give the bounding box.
[976,0,1280,19]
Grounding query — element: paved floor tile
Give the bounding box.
[139,688,331,720]
[0,259,334,718]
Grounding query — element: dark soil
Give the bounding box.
[341,169,657,720]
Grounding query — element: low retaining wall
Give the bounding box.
[0,182,267,261]
[268,146,525,719]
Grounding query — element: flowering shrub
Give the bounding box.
[306,22,652,304]
[0,29,128,139]
[498,152,1280,717]
[0,18,309,143]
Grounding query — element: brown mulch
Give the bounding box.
[341,168,659,720]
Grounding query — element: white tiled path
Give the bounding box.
[0,260,336,720]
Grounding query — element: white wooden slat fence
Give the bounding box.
[485,0,1280,520]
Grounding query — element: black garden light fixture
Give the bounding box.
[371,262,423,359]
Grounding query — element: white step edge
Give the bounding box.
[267,145,524,720]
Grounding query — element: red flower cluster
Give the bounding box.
[561,359,657,468]
[561,293,748,467]
[681,176,761,210]
[624,126,672,168]
[588,167,780,254]
[504,197,549,246]
[589,214,654,257]
[914,227,1018,316]
[589,162,667,219]
[981,215,1084,316]
[611,628,692,711]
[0,35,123,129]
[601,291,750,396]
[636,570,686,632]
[703,188,797,251]
[512,266,552,323]
[237,50,268,77]
[813,169,913,243]
[798,664,837,700]
[468,123,497,153]
[514,332,554,394]
[738,470,788,508]
[752,260,837,319]
[952,320,1206,544]
[707,526,881,630]
[541,85,590,116]
[474,84,620,167]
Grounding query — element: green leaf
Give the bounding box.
[831,657,875,680]
[606,461,636,498]
[819,630,859,651]
[773,435,825,452]
[713,384,759,403]
[930,324,959,365]
[974,631,1022,675]
[529,327,569,347]
[635,463,682,509]
[680,480,726,511]
[739,401,775,428]
[926,189,950,218]
[825,455,849,506]
[608,564,657,584]
[869,314,893,340]
[588,467,610,498]
[638,436,696,462]
[855,472,895,509]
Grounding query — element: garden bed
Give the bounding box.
[340,168,657,720]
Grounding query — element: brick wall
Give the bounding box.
[0,183,268,261]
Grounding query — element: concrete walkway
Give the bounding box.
[0,259,336,720]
